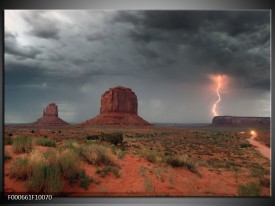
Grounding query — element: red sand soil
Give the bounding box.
[4,146,270,196]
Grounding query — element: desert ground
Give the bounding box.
[4,124,271,196]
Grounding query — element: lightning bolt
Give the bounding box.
[212,75,222,117]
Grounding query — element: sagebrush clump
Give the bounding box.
[81,144,116,166]
[13,136,32,153]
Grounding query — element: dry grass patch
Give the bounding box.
[81,144,117,166]
[166,155,200,175]
[10,157,31,180]
[36,137,56,147]
[59,149,81,178]
[13,136,32,153]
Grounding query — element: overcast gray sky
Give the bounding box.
[4,10,271,124]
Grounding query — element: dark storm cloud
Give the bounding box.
[5,30,41,59]
[4,10,271,123]
[112,11,270,90]
[22,11,60,39]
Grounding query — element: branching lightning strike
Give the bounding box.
[212,75,222,117]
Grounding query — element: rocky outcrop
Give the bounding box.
[33,103,69,127]
[212,116,270,127]
[81,86,150,126]
[100,86,138,114]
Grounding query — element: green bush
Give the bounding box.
[13,136,32,153]
[249,166,267,177]
[59,149,81,178]
[238,182,261,196]
[86,134,100,140]
[240,143,252,148]
[43,149,60,167]
[141,150,158,163]
[79,169,93,190]
[100,133,123,145]
[36,137,56,147]
[26,163,64,193]
[166,155,199,174]
[45,166,64,193]
[26,163,47,192]
[62,139,81,155]
[81,144,116,166]
[4,135,13,145]
[10,158,31,180]
[96,166,120,178]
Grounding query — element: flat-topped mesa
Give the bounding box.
[100,86,138,114]
[81,86,151,126]
[212,116,270,127]
[33,103,69,127]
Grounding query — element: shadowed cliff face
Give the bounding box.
[212,116,270,127]
[81,86,150,126]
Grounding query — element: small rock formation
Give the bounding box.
[33,103,69,127]
[81,86,151,126]
[212,116,270,127]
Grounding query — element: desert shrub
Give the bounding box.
[26,163,47,192]
[10,158,31,180]
[62,139,81,155]
[118,151,126,159]
[238,182,261,196]
[36,137,56,147]
[111,147,126,159]
[4,149,12,161]
[13,136,32,153]
[43,149,60,167]
[26,163,63,193]
[81,144,116,166]
[96,166,120,178]
[240,143,252,148]
[139,166,148,176]
[45,166,64,193]
[79,169,93,190]
[59,149,81,178]
[4,135,13,145]
[259,177,270,188]
[144,177,154,192]
[86,134,100,140]
[166,155,199,174]
[100,133,123,145]
[249,166,267,177]
[28,150,47,167]
[140,150,158,163]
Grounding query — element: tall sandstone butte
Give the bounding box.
[33,103,69,127]
[212,116,270,127]
[81,86,150,126]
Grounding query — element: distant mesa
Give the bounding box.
[33,103,69,127]
[212,116,270,127]
[81,86,151,126]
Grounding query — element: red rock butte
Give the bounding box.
[33,103,69,127]
[81,86,151,126]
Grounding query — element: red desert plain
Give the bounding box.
[4,86,271,196]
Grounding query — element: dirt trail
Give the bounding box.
[247,132,270,160]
